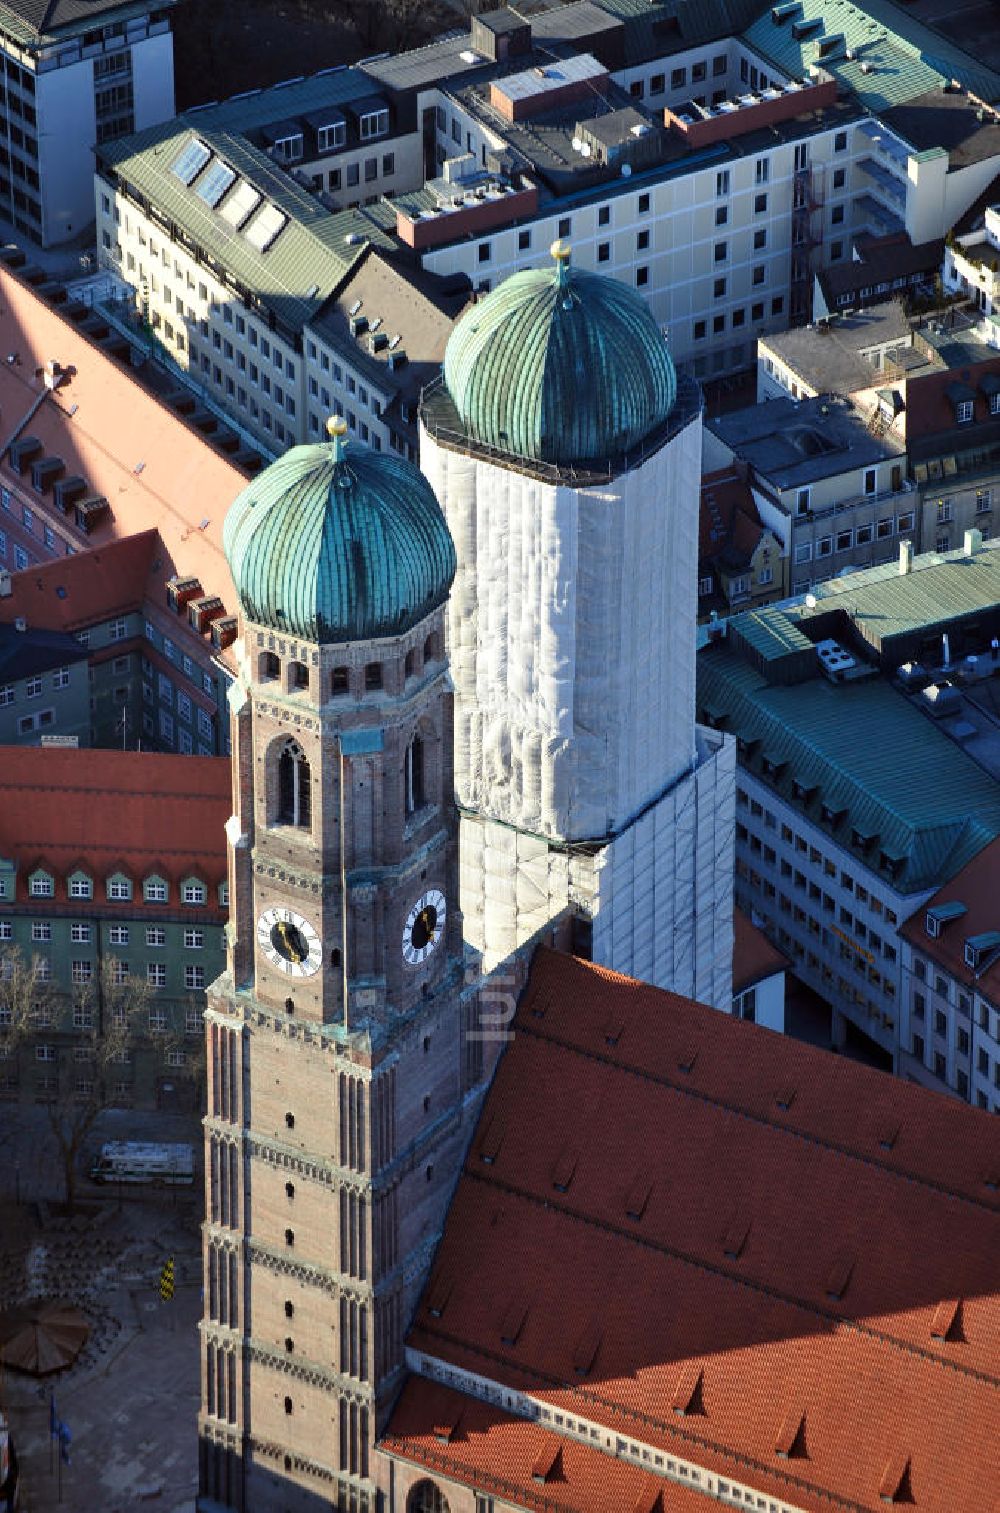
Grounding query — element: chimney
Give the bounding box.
[899,540,914,575]
[964,528,983,557]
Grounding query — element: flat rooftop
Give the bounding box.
[884,88,1000,171]
[761,299,933,395]
[709,393,905,487]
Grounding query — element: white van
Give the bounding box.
[89,1141,194,1185]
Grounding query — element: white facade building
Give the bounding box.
[2,0,174,247]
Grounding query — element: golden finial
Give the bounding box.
[327,414,348,462]
[550,238,572,290]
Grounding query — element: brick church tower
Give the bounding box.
[197,420,482,1513]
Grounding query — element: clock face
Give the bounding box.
[257,906,321,977]
[402,889,446,967]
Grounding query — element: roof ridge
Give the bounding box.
[515,1020,999,1214]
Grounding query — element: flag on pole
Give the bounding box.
[159,1256,175,1303]
[58,1421,71,1465]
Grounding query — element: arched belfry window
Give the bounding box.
[405,734,425,817]
[278,741,311,829]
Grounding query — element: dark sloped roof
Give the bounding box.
[0,622,88,681]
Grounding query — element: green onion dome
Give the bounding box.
[442,240,677,466]
[223,420,457,643]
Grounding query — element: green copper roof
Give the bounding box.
[743,0,1000,114]
[223,428,456,644]
[443,245,677,467]
[697,645,1000,893]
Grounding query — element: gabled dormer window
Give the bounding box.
[107,873,132,902]
[182,879,207,906]
[963,931,1000,971]
[926,900,966,938]
[67,870,91,899]
[30,869,55,898]
[144,876,169,903]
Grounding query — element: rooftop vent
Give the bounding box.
[530,1440,562,1485]
[676,1043,698,1074]
[425,1272,453,1320]
[878,1452,912,1505]
[624,1171,654,1221]
[572,1319,602,1376]
[350,314,369,338]
[478,1115,504,1165]
[775,1408,807,1459]
[550,1146,578,1193]
[499,1293,530,1347]
[826,1249,854,1301]
[722,1213,751,1259]
[671,1364,704,1416]
[929,1298,961,1342]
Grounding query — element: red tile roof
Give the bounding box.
[0,269,244,628]
[0,531,158,632]
[381,1379,712,1513]
[900,832,1000,1003]
[732,905,787,992]
[699,467,766,570]
[0,746,229,914]
[397,948,1000,1513]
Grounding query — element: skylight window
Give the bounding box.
[171,138,211,185]
[219,179,261,229]
[244,203,288,252]
[195,159,236,208]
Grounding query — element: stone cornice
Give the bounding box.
[246,1235,372,1304]
[244,1337,372,1405]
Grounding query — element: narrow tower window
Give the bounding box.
[289,660,309,691]
[405,735,425,817]
[331,665,350,696]
[277,741,311,829]
[259,651,280,682]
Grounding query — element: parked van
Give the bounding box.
[89,1141,194,1186]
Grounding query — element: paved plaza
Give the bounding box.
[0,1106,203,1511]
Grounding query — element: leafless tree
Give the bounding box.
[0,949,151,1211]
